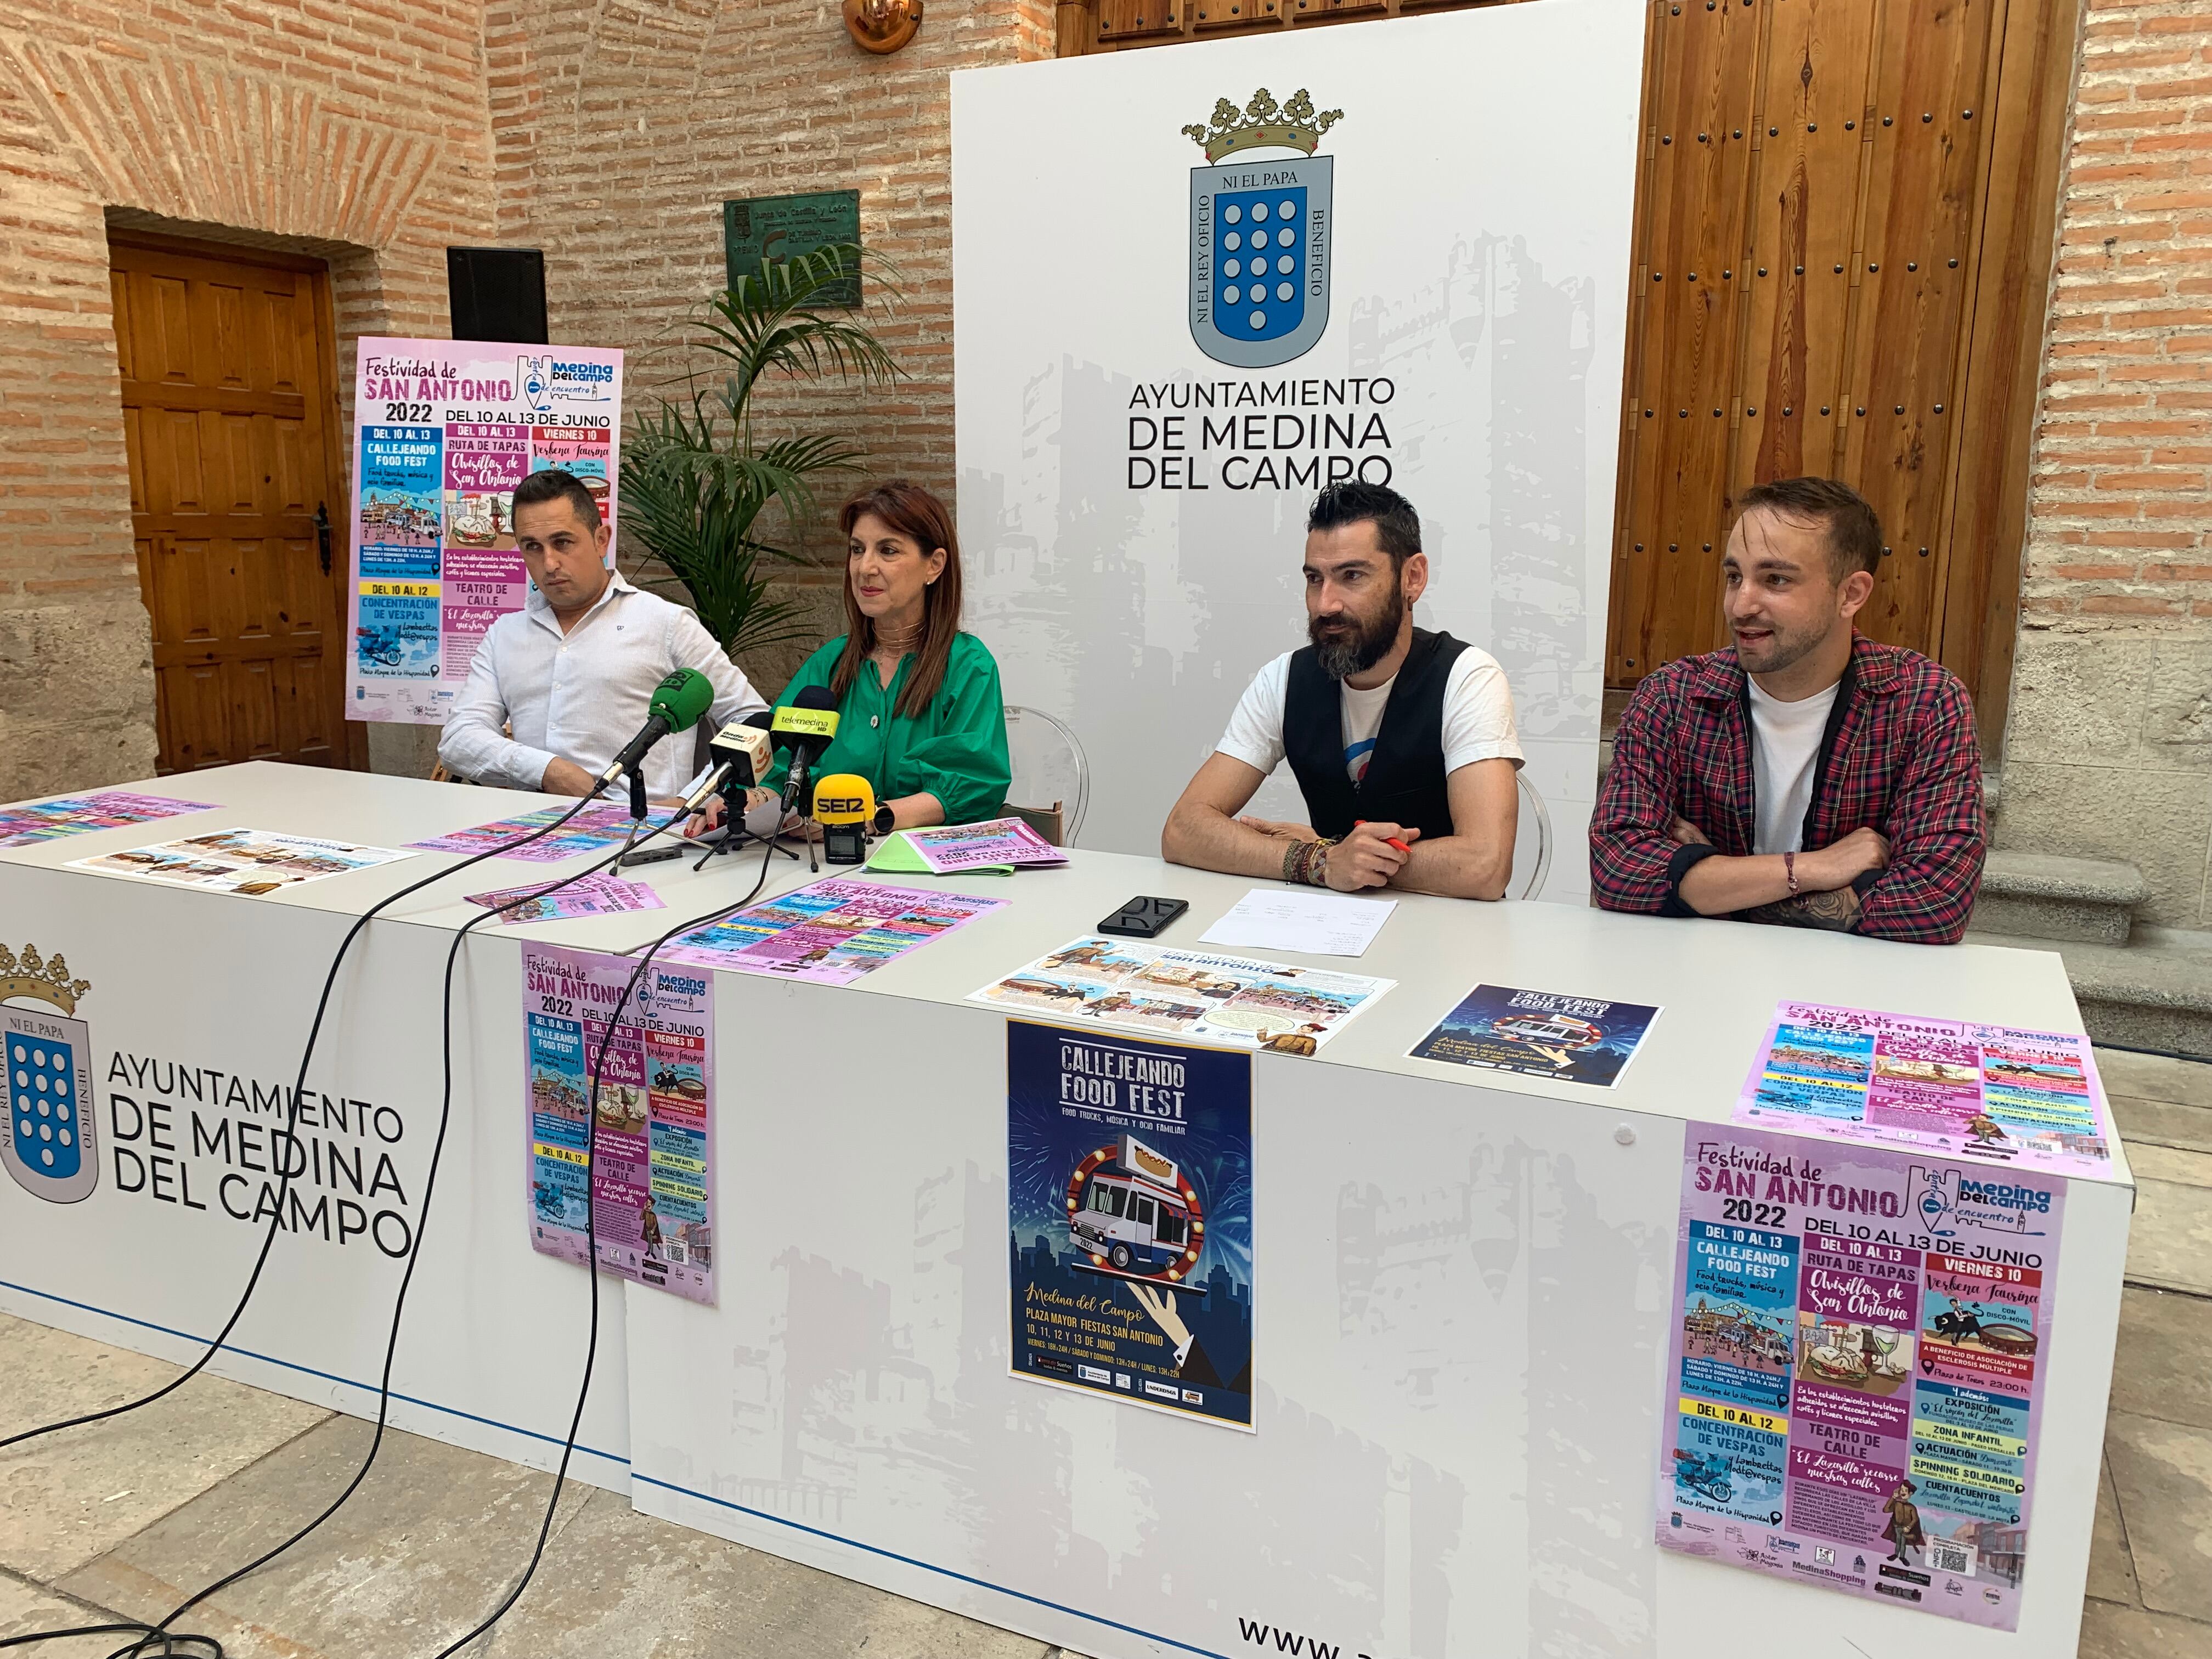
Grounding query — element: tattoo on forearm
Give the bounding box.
[1740,887,1863,931]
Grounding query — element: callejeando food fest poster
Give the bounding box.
[1658,1125,2061,1628]
[1006,1020,1254,1429]
[522,943,715,1304]
[349,337,623,724]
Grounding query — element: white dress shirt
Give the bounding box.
[438,572,768,801]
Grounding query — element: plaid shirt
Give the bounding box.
[1589,636,1985,945]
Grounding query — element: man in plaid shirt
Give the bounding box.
[1590,477,1984,944]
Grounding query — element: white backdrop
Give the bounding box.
[952,0,1643,899]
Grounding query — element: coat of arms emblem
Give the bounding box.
[1,943,97,1203]
[1185,88,1342,369]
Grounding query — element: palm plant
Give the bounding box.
[619,244,903,661]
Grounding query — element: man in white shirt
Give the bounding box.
[438,471,766,800]
[1161,482,1522,900]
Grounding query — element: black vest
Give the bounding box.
[1283,627,1469,842]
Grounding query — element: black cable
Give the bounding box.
[0,790,678,1659]
[426,827,785,1658]
[129,805,706,1655]
[1,789,605,1458]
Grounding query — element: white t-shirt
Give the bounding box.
[1747,677,1841,855]
[1215,646,1523,788]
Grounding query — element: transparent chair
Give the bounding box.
[1002,704,1090,847]
[1510,768,1554,901]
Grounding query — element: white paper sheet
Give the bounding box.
[1195,888,1398,958]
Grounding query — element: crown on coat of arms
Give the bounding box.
[0,944,91,1015]
[1182,88,1344,163]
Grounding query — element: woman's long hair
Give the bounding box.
[831,479,964,720]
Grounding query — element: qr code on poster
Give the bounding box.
[1928,1538,1977,1577]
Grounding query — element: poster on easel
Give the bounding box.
[1657,1124,2061,1628]
[348,336,624,725]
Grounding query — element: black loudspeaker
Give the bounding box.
[447,247,548,344]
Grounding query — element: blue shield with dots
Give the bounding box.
[1189,156,1333,369]
[4,1008,98,1203]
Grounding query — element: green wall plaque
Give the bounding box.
[723,189,861,306]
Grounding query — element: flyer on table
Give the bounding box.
[521,943,715,1303]
[900,817,1066,873]
[1006,1020,1254,1429]
[1736,1002,2113,1176]
[973,936,1392,1053]
[68,829,411,895]
[349,336,623,725]
[660,877,1005,987]
[0,791,213,850]
[466,871,665,925]
[1409,984,1661,1087]
[410,801,648,863]
[1657,1123,2061,1628]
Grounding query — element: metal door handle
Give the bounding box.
[315,502,332,576]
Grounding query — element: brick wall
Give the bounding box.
[0,0,498,797]
[485,0,1055,689]
[2001,0,2212,927]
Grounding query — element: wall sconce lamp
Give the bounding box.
[845,0,922,53]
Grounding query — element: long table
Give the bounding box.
[0,762,2130,1659]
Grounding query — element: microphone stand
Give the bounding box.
[611,766,650,876]
[689,771,800,874]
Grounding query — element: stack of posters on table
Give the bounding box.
[658,876,1006,987]
[1736,1002,2114,1176]
[890,817,1068,874]
[408,801,651,863]
[970,936,1392,1053]
[67,829,413,895]
[0,791,214,849]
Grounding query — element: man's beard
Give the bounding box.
[1310,583,1406,680]
[1734,612,1833,675]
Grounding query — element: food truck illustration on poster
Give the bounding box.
[1657,1125,2061,1628]
[1005,1020,1253,1429]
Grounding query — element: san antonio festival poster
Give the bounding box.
[1006,1019,1253,1429]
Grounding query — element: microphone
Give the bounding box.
[771,684,841,818]
[811,774,877,865]
[680,711,776,815]
[597,668,716,787]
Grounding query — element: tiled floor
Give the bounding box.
[2,1047,2205,1657]
[2084,1049,2212,1657]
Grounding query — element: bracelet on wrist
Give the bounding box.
[1291,836,1335,887]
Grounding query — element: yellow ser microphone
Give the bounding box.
[811,773,877,866]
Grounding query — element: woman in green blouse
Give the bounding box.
[703,479,1010,836]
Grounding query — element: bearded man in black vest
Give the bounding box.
[1163,482,1523,899]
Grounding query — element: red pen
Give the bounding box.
[1355,820,1410,855]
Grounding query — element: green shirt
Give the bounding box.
[765,631,1011,827]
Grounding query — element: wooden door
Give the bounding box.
[1607,0,2076,736]
[1061,0,2078,738]
[111,233,354,773]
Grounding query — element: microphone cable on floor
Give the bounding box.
[0,792,698,1659]
[424,825,785,1659]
